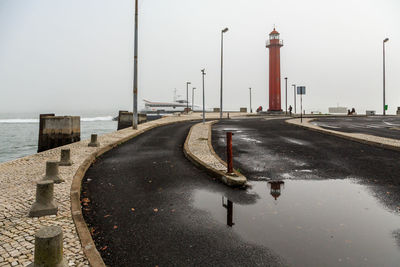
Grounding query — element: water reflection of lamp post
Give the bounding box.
[268,181,285,200]
[222,197,234,227]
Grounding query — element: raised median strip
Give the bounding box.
[287,118,400,152]
[184,121,247,187]
[0,112,247,266]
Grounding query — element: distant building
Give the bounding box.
[328,107,347,114]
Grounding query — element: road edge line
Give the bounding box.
[286,118,400,152]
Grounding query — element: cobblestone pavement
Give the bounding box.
[0,112,245,267]
[187,121,227,172]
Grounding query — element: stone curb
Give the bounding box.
[183,121,247,187]
[286,118,400,152]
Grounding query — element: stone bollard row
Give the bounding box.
[28,226,67,267]
[43,160,64,184]
[29,180,58,217]
[88,134,100,147]
[59,148,73,166]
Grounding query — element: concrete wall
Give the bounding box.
[117,111,147,130]
[38,115,80,152]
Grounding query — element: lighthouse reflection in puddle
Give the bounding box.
[267,181,285,201]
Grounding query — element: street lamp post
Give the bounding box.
[220,27,229,119]
[186,81,191,113]
[132,0,139,129]
[285,77,288,115]
[249,87,252,113]
[201,69,206,123]
[292,84,296,114]
[192,87,196,112]
[383,37,389,116]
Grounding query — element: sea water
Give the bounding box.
[0,111,118,163]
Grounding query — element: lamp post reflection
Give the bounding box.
[222,197,235,227]
[268,181,285,200]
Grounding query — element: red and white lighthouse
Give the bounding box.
[266,28,283,112]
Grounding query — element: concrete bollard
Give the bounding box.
[43,160,64,184]
[28,226,67,267]
[58,148,72,166]
[88,134,100,147]
[29,180,58,217]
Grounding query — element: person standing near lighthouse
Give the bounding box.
[266,28,284,113]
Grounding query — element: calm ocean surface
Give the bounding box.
[0,111,118,163]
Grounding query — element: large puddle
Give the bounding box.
[192,179,400,266]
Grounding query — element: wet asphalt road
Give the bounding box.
[81,122,284,266]
[312,116,400,139]
[212,118,400,210]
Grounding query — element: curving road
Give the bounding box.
[82,118,400,266]
[81,122,283,266]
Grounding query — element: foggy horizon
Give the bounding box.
[0,0,399,115]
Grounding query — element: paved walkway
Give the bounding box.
[0,112,245,266]
[288,118,400,151]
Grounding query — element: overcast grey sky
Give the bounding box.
[0,0,399,115]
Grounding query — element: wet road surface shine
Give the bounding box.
[212,118,400,266]
[312,116,400,139]
[194,179,400,267]
[82,119,400,266]
[82,122,283,266]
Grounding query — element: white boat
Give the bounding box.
[141,99,209,114]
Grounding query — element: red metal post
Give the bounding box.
[226,132,233,173]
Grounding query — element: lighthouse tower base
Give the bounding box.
[258,110,284,115]
[266,109,284,115]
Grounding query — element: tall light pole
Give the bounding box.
[201,69,206,123]
[249,87,252,113]
[132,0,139,129]
[383,37,389,116]
[284,77,288,115]
[292,84,296,114]
[186,81,191,113]
[192,87,196,112]
[220,27,229,119]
